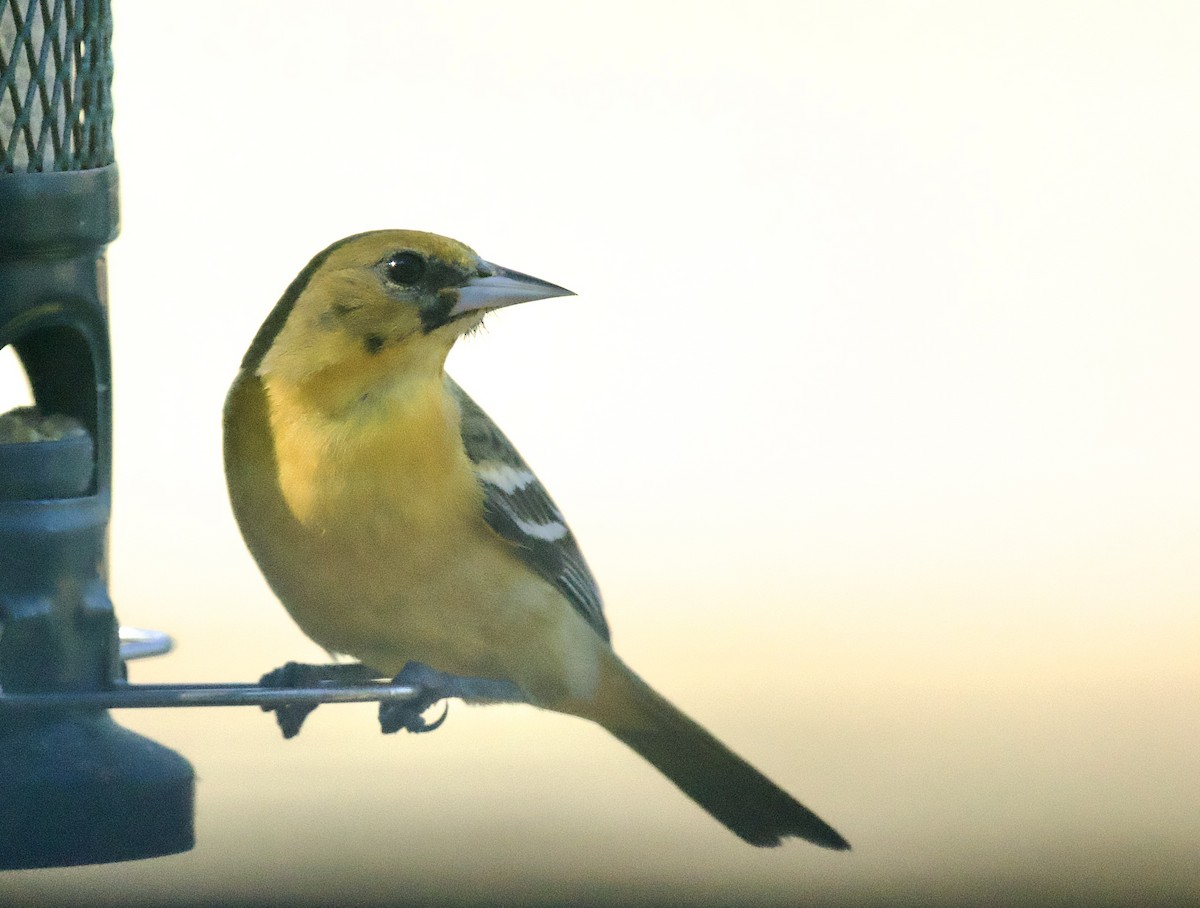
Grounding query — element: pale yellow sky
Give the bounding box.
[2,2,1198,905]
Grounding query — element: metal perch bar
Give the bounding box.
[0,680,419,710]
[1,628,420,711]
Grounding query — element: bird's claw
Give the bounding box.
[380,698,449,735]
[258,660,379,739]
[378,661,452,735]
[259,659,501,737]
[259,661,321,739]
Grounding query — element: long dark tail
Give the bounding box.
[600,668,849,849]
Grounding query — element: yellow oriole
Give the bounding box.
[223,230,848,849]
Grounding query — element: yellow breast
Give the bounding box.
[267,372,478,533]
[225,368,605,703]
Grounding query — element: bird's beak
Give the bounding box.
[449,262,575,317]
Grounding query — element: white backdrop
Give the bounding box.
[3,3,1198,905]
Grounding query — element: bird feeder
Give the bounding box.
[0,1,422,870]
[0,0,197,869]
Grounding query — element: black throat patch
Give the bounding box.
[418,288,460,333]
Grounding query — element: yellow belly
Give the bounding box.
[224,370,604,706]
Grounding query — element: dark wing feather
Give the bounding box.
[448,377,609,641]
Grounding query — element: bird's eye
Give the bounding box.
[383,251,426,286]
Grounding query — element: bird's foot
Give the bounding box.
[378,661,529,735]
[378,661,453,734]
[259,661,378,739]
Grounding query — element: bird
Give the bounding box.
[223,229,849,850]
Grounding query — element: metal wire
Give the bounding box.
[0,680,419,710]
[0,627,420,711]
[1,0,114,173]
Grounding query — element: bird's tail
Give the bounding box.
[594,663,849,850]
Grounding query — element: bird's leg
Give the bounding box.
[259,661,380,738]
[378,661,529,735]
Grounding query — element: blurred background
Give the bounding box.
[1,1,1197,905]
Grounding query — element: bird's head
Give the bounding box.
[245,229,573,388]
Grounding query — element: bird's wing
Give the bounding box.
[448,377,610,641]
